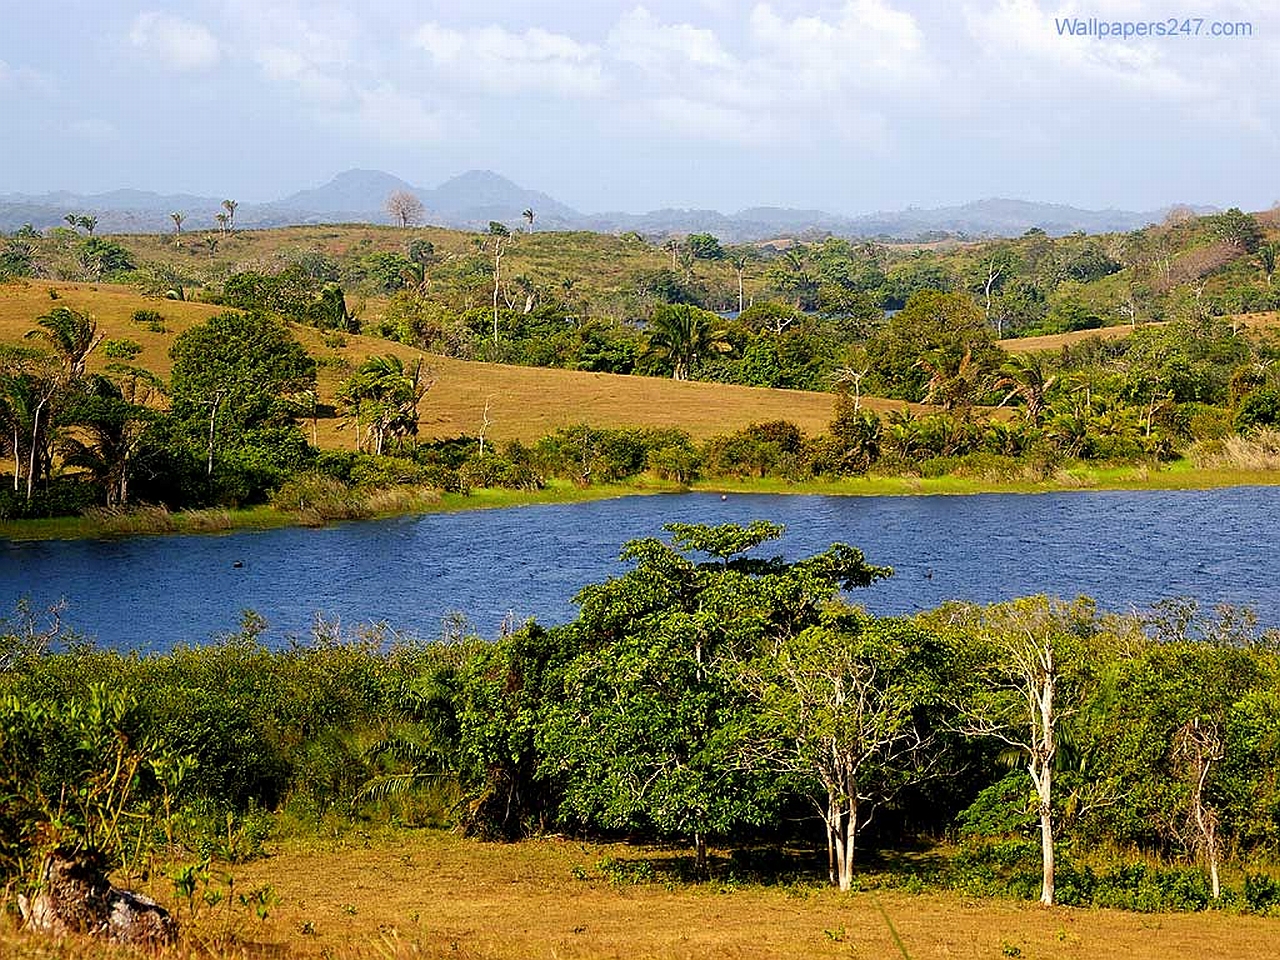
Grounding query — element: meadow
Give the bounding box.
[4,830,1279,959]
[0,279,905,446]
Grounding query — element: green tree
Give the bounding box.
[645,304,730,380]
[686,233,724,260]
[948,597,1102,907]
[336,354,430,455]
[168,312,315,476]
[1209,207,1263,253]
[865,291,1004,403]
[729,613,949,889]
[540,522,890,876]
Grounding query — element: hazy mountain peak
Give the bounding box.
[279,169,418,214]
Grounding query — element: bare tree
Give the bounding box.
[488,222,511,345]
[730,622,940,891]
[732,255,747,314]
[477,396,494,456]
[1174,717,1225,900]
[951,599,1096,907]
[386,191,424,228]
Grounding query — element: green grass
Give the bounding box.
[4,461,1277,542]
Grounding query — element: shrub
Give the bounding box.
[102,337,143,360]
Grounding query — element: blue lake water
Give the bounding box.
[2,488,1277,649]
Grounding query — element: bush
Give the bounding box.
[102,337,143,360]
[270,473,369,525]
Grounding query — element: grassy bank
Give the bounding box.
[4,829,1276,959]
[2,460,1278,542]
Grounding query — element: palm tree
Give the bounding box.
[1258,242,1278,287]
[995,353,1058,426]
[59,373,157,507]
[645,304,730,380]
[221,199,238,231]
[170,212,184,240]
[24,306,102,382]
[338,354,430,454]
[0,369,58,501]
[522,208,535,233]
[215,212,230,234]
[77,215,98,236]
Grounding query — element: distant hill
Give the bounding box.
[0,169,1217,241]
[275,169,417,216]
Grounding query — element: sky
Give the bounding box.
[1,1,1277,215]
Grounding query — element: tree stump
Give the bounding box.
[16,849,177,945]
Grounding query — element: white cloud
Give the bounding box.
[746,0,931,93]
[255,45,351,103]
[348,84,444,144]
[412,22,605,96]
[128,11,221,71]
[608,6,733,70]
[598,1,929,147]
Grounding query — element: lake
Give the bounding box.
[4,487,1277,649]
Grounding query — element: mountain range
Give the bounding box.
[0,169,1213,242]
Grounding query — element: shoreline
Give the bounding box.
[2,461,1278,542]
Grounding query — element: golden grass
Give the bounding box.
[1189,428,1280,472]
[0,280,914,446]
[1000,311,1280,354]
[6,830,1276,960]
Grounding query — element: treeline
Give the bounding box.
[7,250,1280,521]
[8,205,1280,390]
[5,523,1280,914]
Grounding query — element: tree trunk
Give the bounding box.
[27,396,48,501]
[206,395,221,477]
[1037,767,1054,906]
[694,831,708,879]
[825,798,837,886]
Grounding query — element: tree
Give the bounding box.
[386,191,424,229]
[995,353,1058,426]
[168,312,315,476]
[950,598,1099,907]
[522,208,535,233]
[488,223,511,345]
[336,353,430,455]
[1173,717,1225,900]
[540,521,891,877]
[730,614,946,890]
[865,290,1004,404]
[221,199,237,231]
[215,212,230,234]
[687,233,724,260]
[0,365,57,501]
[59,370,161,507]
[645,304,730,380]
[24,306,103,383]
[76,215,98,236]
[1209,208,1263,253]
[1257,242,1277,287]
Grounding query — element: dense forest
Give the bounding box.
[5,522,1280,913]
[3,206,1280,522]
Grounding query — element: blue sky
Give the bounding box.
[2,1,1276,214]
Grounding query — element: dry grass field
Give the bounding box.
[0,280,918,446]
[3,831,1276,960]
[999,311,1280,353]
